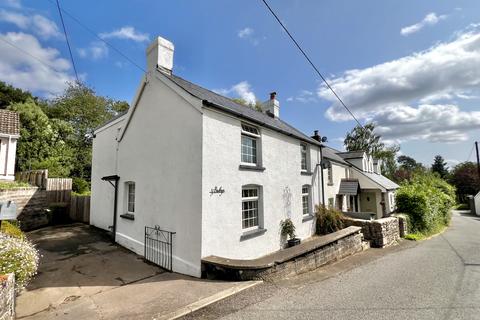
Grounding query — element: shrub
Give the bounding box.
[396,172,456,235]
[315,205,344,235]
[0,221,24,239]
[280,218,296,239]
[0,181,30,190]
[72,177,90,194]
[0,234,39,290]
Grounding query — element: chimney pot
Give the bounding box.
[270,92,277,100]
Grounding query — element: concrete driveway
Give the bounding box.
[16,224,256,320]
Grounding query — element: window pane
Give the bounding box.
[127,183,135,213]
[241,123,259,135]
[241,135,257,164]
[242,199,259,229]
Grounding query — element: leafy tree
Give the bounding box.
[344,123,399,179]
[0,81,37,109]
[232,98,263,112]
[449,162,480,202]
[431,155,449,179]
[43,82,129,179]
[8,99,75,177]
[394,155,425,182]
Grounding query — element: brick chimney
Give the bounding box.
[146,36,174,74]
[261,92,280,118]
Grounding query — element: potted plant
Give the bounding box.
[280,218,300,247]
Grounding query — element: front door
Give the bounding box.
[360,192,377,215]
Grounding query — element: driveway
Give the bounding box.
[184,211,480,320]
[16,224,256,320]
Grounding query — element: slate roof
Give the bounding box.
[322,146,349,165]
[338,179,359,195]
[164,74,321,146]
[0,110,20,136]
[337,151,365,159]
[360,170,399,190]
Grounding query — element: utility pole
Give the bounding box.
[476,141,480,182]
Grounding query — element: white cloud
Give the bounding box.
[0,0,21,8]
[99,26,149,42]
[401,12,446,36]
[287,90,317,103]
[0,10,61,39]
[318,28,480,142]
[0,32,73,97]
[237,27,261,46]
[216,81,256,105]
[78,41,108,60]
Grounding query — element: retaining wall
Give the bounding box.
[0,273,15,320]
[0,187,48,230]
[343,216,400,248]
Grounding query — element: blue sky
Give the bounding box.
[1,0,479,167]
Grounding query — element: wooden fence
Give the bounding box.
[16,169,48,189]
[46,178,72,204]
[70,194,90,223]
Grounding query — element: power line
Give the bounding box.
[55,0,79,83]
[0,36,69,74]
[47,0,146,73]
[260,0,363,128]
[467,143,475,162]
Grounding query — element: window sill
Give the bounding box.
[120,213,135,221]
[239,165,266,172]
[302,214,314,222]
[327,182,334,186]
[240,228,267,241]
[301,171,313,176]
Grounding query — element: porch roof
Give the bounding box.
[338,179,359,195]
[360,171,399,191]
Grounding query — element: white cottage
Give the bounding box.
[91,36,325,277]
[0,110,19,181]
[91,36,398,277]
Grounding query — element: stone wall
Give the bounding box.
[0,187,48,230]
[0,273,15,320]
[203,227,365,281]
[343,216,400,248]
[393,214,408,238]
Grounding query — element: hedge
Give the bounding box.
[396,173,455,234]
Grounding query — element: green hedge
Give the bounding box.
[396,173,455,234]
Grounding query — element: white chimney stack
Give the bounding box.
[146,36,174,74]
[261,92,280,118]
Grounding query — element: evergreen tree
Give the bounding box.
[431,155,449,179]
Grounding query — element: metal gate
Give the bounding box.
[144,226,175,271]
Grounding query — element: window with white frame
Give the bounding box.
[302,185,311,215]
[242,186,260,229]
[241,123,260,165]
[126,182,135,213]
[301,144,308,171]
[327,165,333,185]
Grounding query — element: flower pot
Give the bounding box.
[287,238,301,247]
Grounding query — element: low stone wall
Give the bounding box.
[0,187,48,230]
[343,216,400,248]
[0,273,15,320]
[393,214,408,238]
[203,227,365,281]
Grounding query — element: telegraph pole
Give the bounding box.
[476,141,480,181]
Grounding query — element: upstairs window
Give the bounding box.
[327,166,333,185]
[241,123,260,165]
[300,144,308,171]
[242,186,260,229]
[302,185,311,215]
[126,182,135,213]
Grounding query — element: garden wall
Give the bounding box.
[0,273,15,320]
[343,216,400,248]
[0,187,48,230]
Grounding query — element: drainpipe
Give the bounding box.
[312,130,326,206]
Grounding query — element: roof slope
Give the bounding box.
[322,146,348,165]
[0,110,20,135]
[337,151,365,159]
[164,74,320,146]
[360,170,399,190]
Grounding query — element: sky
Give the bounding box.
[0,0,479,168]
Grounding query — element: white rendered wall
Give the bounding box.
[114,75,203,277]
[90,117,124,231]
[201,108,321,260]
[0,137,17,180]
[324,162,349,210]
[475,192,480,216]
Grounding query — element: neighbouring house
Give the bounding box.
[322,147,399,219]
[90,36,397,278]
[0,110,19,181]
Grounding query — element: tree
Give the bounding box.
[232,98,263,112]
[8,99,75,177]
[0,81,38,109]
[43,82,129,179]
[394,155,425,183]
[449,162,480,202]
[431,155,449,179]
[344,123,400,179]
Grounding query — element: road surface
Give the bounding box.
[185,211,480,320]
